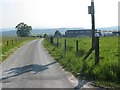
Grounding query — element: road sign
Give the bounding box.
[88,6,91,14]
[88,6,94,14]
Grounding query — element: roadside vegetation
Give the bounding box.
[43,36,119,89]
[0,37,35,63]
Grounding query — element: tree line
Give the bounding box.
[15,22,61,38]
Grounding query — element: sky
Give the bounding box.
[0,0,119,30]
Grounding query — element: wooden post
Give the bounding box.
[57,38,59,47]
[50,36,53,44]
[76,40,78,55]
[95,37,99,64]
[91,0,96,47]
[64,39,66,52]
[7,41,8,46]
[83,46,95,60]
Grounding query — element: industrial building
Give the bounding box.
[65,29,92,37]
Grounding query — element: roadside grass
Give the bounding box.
[0,37,36,63]
[43,36,119,88]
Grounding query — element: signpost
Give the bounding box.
[88,0,96,47]
[83,0,99,64]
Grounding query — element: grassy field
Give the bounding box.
[44,36,119,88]
[0,37,35,63]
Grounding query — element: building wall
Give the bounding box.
[65,29,92,37]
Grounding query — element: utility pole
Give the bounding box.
[83,0,99,64]
[91,0,95,47]
[89,0,99,64]
[88,0,96,47]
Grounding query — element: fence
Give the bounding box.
[2,37,30,54]
[45,36,119,83]
[47,36,100,64]
[3,37,28,47]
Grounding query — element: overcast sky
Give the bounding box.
[0,0,119,29]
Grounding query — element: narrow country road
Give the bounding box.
[0,39,74,88]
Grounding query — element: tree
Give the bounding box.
[15,22,32,37]
[43,33,48,38]
[54,30,61,37]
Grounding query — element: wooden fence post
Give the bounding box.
[76,40,78,55]
[50,36,53,44]
[57,38,59,47]
[95,37,99,64]
[64,39,66,52]
[7,41,8,46]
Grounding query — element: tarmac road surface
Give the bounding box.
[0,39,74,88]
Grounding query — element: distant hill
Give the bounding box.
[31,28,84,35]
[1,30,17,37]
[0,26,118,36]
[97,26,118,30]
[1,28,83,36]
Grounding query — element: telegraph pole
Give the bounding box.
[88,0,96,47]
[83,0,99,64]
[89,0,99,64]
[91,0,96,47]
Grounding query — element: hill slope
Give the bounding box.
[1,26,118,36]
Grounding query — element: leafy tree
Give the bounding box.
[43,33,48,38]
[15,22,32,37]
[54,30,61,37]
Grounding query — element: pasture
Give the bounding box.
[44,36,119,88]
[0,37,35,62]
